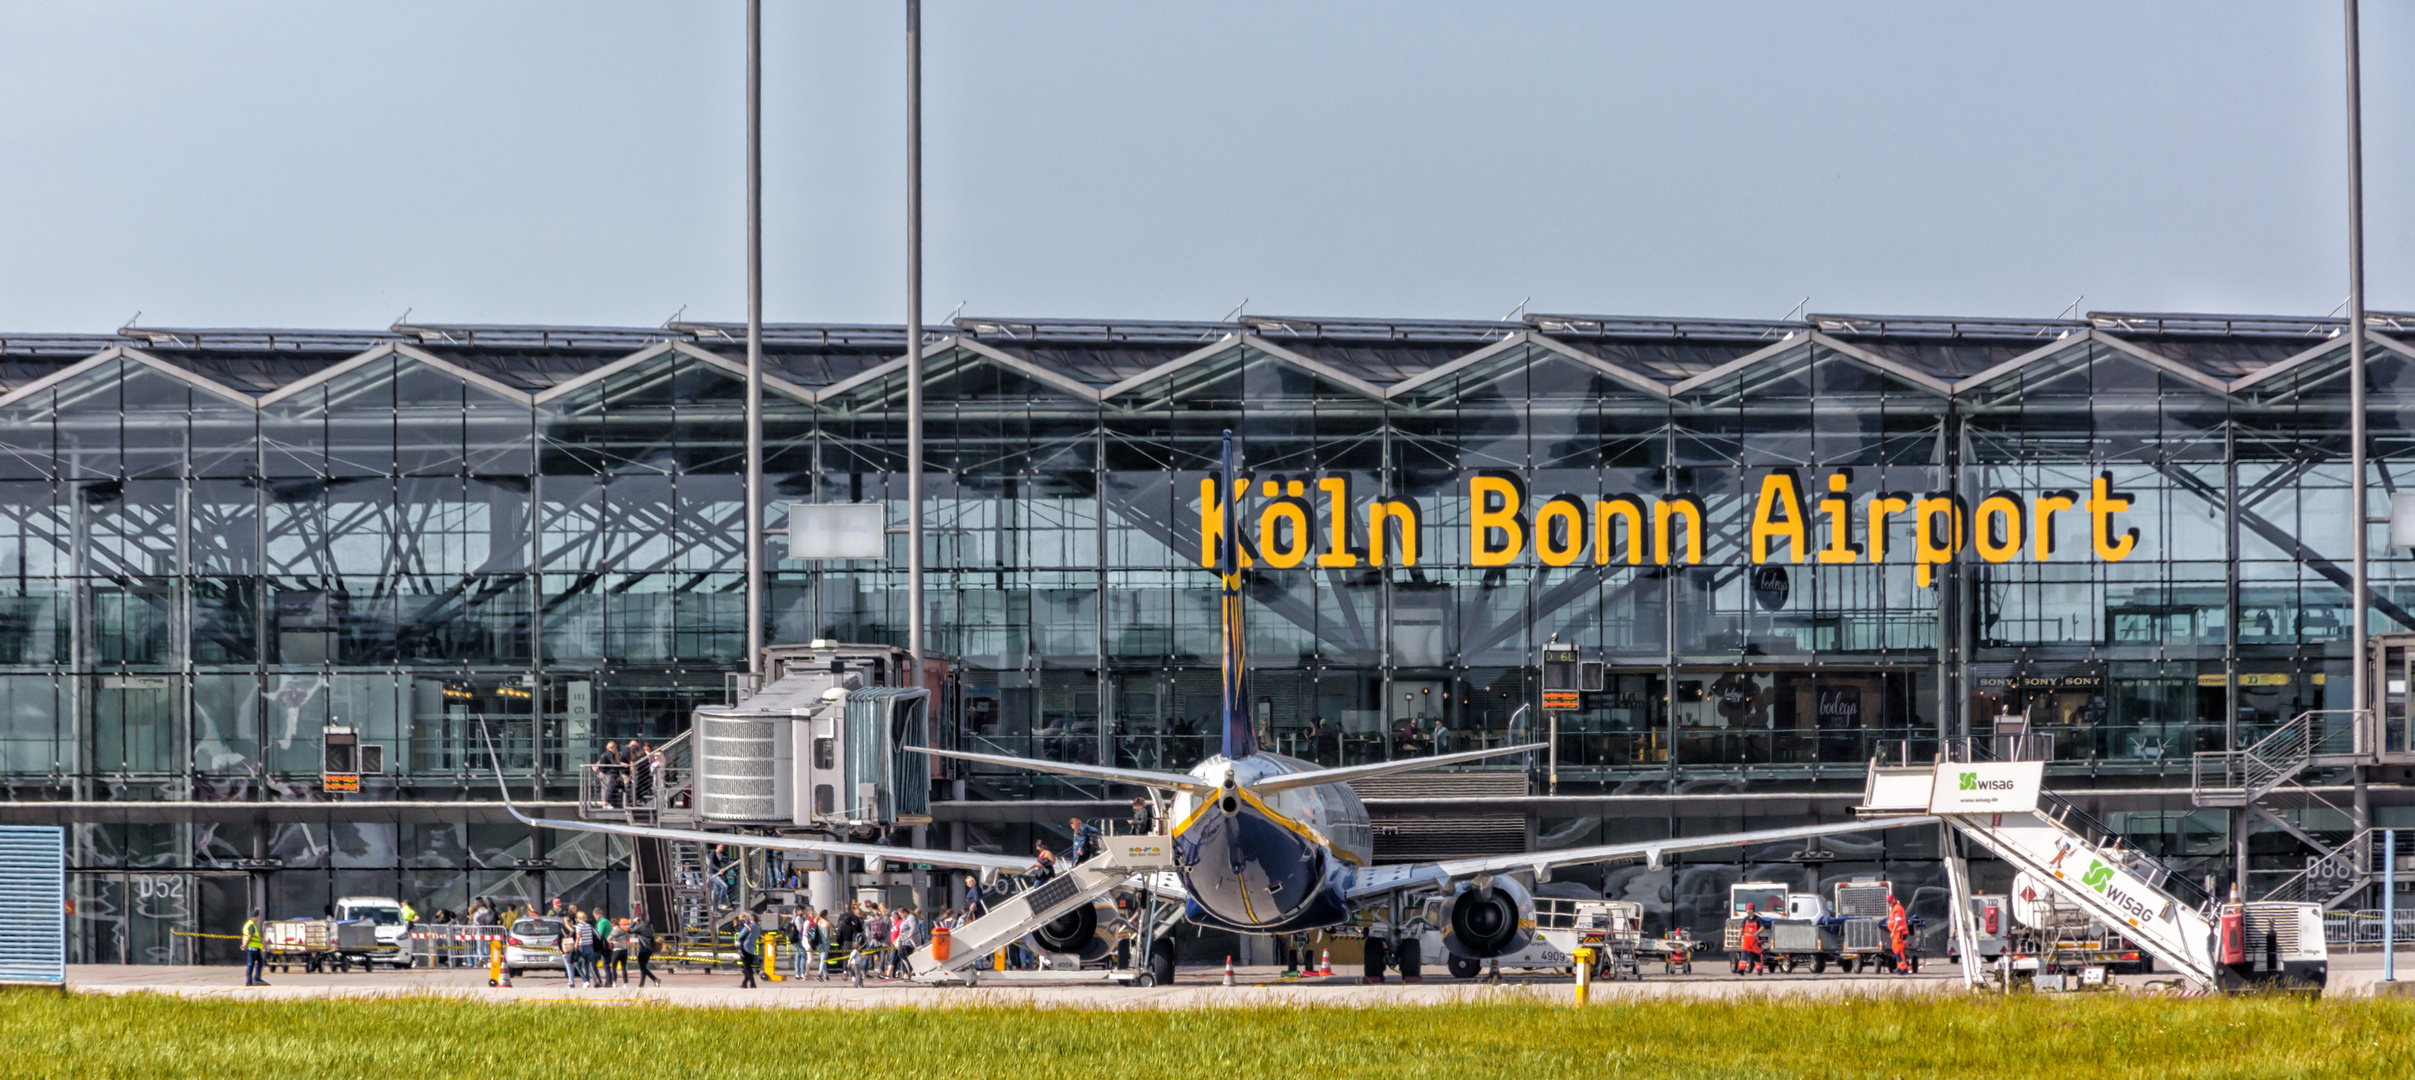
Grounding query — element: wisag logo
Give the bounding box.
[1959,772,1978,791]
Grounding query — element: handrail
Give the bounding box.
[2262,828,2415,907]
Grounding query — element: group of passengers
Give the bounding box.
[592,740,660,809]
[542,896,659,989]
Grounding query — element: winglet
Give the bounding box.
[476,716,541,828]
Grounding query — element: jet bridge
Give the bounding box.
[909,834,1176,984]
[1858,758,2227,989]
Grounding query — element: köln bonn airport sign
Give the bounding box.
[1198,470,2140,586]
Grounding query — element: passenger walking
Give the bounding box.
[735,913,760,988]
[1029,844,1057,886]
[596,741,624,807]
[834,903,863,980]
[1067,817,1098,863]
[631,742,656,808]
[888,907,918,978]
[863,904,892,980]
[806,908,825,985]
[572,907,599,987]
[631,910,661,987]
[1130,797,1156,836]
[242,908,269,986]
[608,917,631,986]
[963,875,987,919]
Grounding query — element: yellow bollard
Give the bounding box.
[490,938,505,987]
[763,932,781,982]
[1573,946,1595,1006]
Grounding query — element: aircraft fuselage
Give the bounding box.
[1168,752,1373,932]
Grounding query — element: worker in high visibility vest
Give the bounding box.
[1886,895,1911,976]
[1736,903,1766,975]
[242,909,269,987]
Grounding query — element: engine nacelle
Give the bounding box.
[1439,877,1537,959]
[1032,902,1100,956]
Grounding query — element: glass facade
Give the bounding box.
[7,314,2409,959]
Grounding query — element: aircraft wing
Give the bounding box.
[477,720,1027,875]
[906,746,1215,795]
[1346,816,1939,901]
[1250,744,1545,794]
[504,810,1032,875]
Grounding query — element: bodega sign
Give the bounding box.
[1196,470,2141,588]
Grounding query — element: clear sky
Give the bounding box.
[0,1,2406,330]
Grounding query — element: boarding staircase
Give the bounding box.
[2261,828,2415,910]
[2192,710,2365,901]
[1862,761,2223,988]
[908,835,1175,982]
[2190,710,2353,808]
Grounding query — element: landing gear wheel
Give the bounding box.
[1448,955,1481,980]
[1395,938,1421,983]
[1148,944,1175,987]
[1363,938,1389,983]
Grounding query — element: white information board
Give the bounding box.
[787,503,888,560]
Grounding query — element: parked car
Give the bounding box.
[504,917,563,978]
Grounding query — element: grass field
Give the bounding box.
[3,989,2409,1080]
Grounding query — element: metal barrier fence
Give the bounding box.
[2322,909,2415,949]
[405,924,508,967]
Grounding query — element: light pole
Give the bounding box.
[743,0,766,681]
[905,0,925,688]
[2345,0,2369,752]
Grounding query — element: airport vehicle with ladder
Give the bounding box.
[906,834,1178,984]
[1859,752,2325,991]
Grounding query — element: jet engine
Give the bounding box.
[1032,901,1101,956]
[1439,876,1537,959]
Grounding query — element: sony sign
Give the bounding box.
[1927,761,2044,814]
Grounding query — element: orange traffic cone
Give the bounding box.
[1222,956,1236,986]
[1317,949,1334,976]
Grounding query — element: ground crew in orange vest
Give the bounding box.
[1886,895,1911,975]
[1737,903,1766,975]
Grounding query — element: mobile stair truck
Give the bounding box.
[907,834,1178,986]
[1856,754,2326,992]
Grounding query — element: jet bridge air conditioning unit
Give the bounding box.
[689,642,938,828]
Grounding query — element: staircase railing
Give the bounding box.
[2191,709,2355,805]
[1938,735,2216,911]
[2262,828,2415,908]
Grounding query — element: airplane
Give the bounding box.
[484,431,1939,982]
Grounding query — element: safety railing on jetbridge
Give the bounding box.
[576,732,692,824]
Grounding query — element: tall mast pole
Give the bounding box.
[744,0,766,681]
[905,0,926,687]
[2347,0,2370,753]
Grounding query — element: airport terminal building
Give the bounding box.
[6,309,2414,962]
